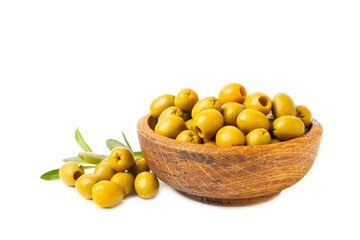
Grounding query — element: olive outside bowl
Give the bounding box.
[137,114,323,206]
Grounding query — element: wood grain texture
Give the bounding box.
[137,114,323,206]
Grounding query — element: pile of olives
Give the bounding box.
[150,83,312,146]
[59,146,159,208]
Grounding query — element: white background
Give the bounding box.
[1,1,359,239]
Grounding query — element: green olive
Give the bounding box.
[134,171,159,199]
[218,83,247,104]
[174,88,199,113]
[236,109,269,134]
[109,147,135,172]
[245,128,271,146]
[272,93,296,118]
[158,106,184,122]
[221,102,245,126]
[150,94,175,119]
[93,162,117,181]
[75,174,98,199]
[296,105,312,127]
[244,92,272,115]
[129,157,150,176]
[111,172,134,196]
[273,116,305,141]
[100,158,109,164]
[155,115,186,139]
[92,180,124,208]
[176,130,202,144]
[59,162,84,187]
[191,96,222,119]
[203,140,217,146]
[215,126,245,146]
[185,119,194,130]
[193,109,224,139]
[270,138,281,144]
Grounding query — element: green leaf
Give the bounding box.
[82,165,97,170]
[78,152,108,165]
[62,156,83,163]
[40,166,96,181]
[75,128,92,152]
[122,131,133,152]
[40,169,60,180]
[133,151,143,158]
[106,139,127,151]
[84,165,96,168]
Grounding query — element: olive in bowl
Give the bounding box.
[236,109,269,134]
[155,115,186,139]
[193,109,224,139]
[218,83,247,104]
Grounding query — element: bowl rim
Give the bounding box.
[138,113,323,153]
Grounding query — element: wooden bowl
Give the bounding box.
[137,114,323,206]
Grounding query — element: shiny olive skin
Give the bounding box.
[158,106,184,122]
[236,109,269,134]
[191,96,222,119]
[273,116,305,141]
[111,172,134,196]
[193,109,224,139]
[215,126,245,146]
[59,162,84,187]
[130,157,150,176]
[270,138,281,144]
[174,88,199,113]
[272,93,296,118]
[203,140,217,146]
[221,102,245,126]
[185,119,194,130]
[244,92,272,115]
[176,130,202,144]
[245,128,271,146]
[109,147,134,172]
[93,162,117,181]
[218,83,247,104]
[296,105,312,127]
[134,171,159,199]
[155,115,186,139]
[150,94,175,119]
[100,158,109,164]
[92,180,124,208]
[75,174,98,199]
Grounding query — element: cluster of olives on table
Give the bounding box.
[150,83,312,146]
[58,147,159,208]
